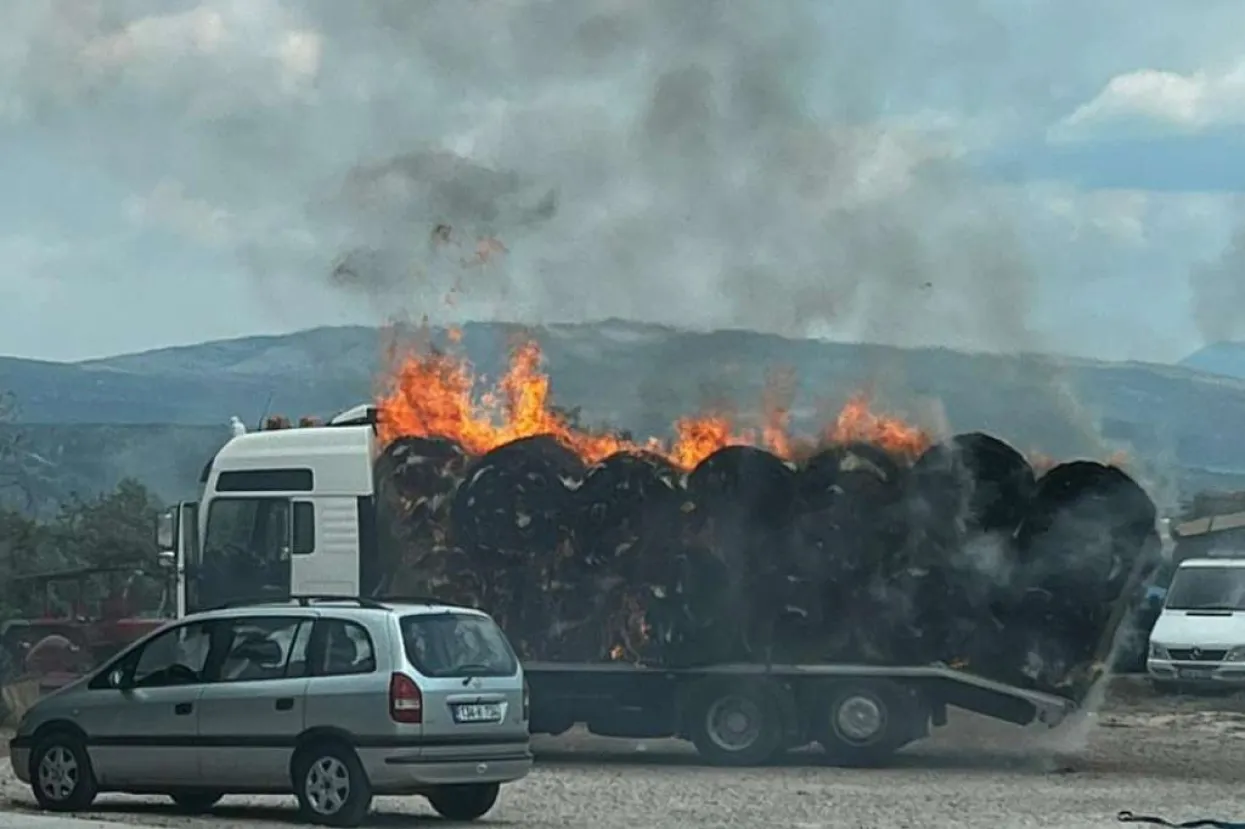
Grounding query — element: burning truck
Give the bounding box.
[157,338,1159,765]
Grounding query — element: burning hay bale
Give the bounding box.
[372,338,1158,699]
[374,436,471,594]
[682,447,799,660]
[446,436,586,655]
[573,452,683,661]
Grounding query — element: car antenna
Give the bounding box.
[255,391,275,431]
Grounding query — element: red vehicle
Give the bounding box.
[0,565,173,689]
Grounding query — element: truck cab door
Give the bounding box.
[156,502,199,618]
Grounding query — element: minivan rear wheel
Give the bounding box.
[293,742,373,827]
[427,783,500,821]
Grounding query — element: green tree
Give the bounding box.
[0,507,53,619]
[0,391,32,510]
[49,478,162,570]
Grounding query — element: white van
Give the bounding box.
[1147,558,1245,688]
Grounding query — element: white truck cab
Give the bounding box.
[1147,557,1245,688]
[157,405,384,615]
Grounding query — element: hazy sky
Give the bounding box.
[3,0,1245,363]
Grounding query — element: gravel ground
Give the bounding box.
[3,682,1245,829]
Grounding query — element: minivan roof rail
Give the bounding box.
[212,594,455,610]
[214,594,388,610]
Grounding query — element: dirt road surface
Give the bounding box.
[2,683,1244,828]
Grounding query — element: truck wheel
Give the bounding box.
[427,783,500,821]
[685,678,785,766]
[168,791,225,813]
[813,680,916,767]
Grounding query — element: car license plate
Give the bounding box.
[1179,668,1214,680]
[453,703,502,724]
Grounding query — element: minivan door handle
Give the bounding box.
[174,702,193,716]
[275,697,295,711]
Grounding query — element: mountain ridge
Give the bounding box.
[1180,340,1245,380]
[2,320,1244,510]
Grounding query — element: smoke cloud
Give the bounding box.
[1190,203,1245,343]
[1,0,1064,357]
[309,0,1042,355]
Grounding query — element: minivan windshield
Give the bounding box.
[1164,565,1245,611]
[401,612,518,678]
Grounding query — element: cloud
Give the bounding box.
[0,1,320,124]
[1053,63,1245,142]
[0,0,1240,363]
[125,179,235,245]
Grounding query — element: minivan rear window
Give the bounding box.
[400,612,518,678]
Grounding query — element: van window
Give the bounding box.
[1165,565,1245,611]
[313,619,376,676]
[214,616,308,682]
[401,612,518,678]
[132,621,213,687]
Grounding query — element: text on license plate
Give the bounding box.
[1179,668,1214,679]
[453,703,503,724]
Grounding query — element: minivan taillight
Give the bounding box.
[389,672,423,724]
[522,678,530,722]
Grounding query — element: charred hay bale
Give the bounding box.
[682,446,797,661]
[905,434,1035,669]
[685,445,796,541]
[451,435,585,559]
[990,462,1158,693]
[450,436,586,660]
[794,442,908,580]
[374,436,472,589]
[786,443,919,664]
[575,451,683,579]
[1016,461,1156,600]
[391,545,485,611]
[643,543,738,666]
[910,433,1035,538]
[557,452,685,662]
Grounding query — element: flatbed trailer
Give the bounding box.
[523,660,1078,766]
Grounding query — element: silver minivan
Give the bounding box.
[9,596,532,826]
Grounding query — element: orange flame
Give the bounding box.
[378,338,932,470]
[827,394,930,458]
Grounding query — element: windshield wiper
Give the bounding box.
[452,663,498,685]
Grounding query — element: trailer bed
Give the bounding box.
[523,659,1080,766]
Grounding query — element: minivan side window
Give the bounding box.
[312,619,376,676]
[130,621,213,688]
[212,616,310,683]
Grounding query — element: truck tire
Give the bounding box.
[684,678,786,766]
[812,680,919,767]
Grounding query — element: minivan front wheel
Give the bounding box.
[30,732,98,812]
[293,742,373,827]
[428,783,500,821]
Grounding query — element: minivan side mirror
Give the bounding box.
[107,668,131,690]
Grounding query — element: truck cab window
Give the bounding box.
[196,498,292,610]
